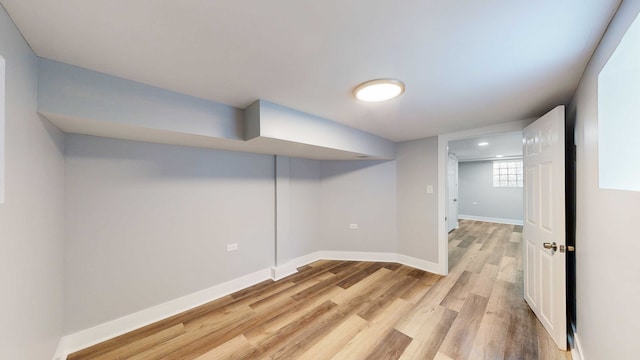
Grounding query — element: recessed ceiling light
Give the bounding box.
[354,79,405,102]
[496,154,504,158]
[478,142,489,146]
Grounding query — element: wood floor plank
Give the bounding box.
[497,255,517,283]
[400,272,441,304]
[458,234,477,248]
[503,297,539,359]
[331,298,413,360]
[327,261,358,274]
[184,303,255,333]
[67,221,570,360]
[193,335,251,360]
[66,294,237,359]
[397,305,457,360]
[296,314,368,360]
[468,280,512,359]
[330,268,395,306]
[439,270,474,312]
[248,276,325,311]
[394,267,464,336]
[384,262,403,271]
[480,263,499,279]
[336,262,387,289]
[466,249,491,274]
[284,260,346,284]
[366,328,413,360]
[292,266,360,302]
[232,300,338,360]
[230,279,276,300]
[439,294,490,360]
[244,285,344,345]
[91,323,186,360]
[536,320,572,360]
[357,275,417,321]
[434,352,455,360]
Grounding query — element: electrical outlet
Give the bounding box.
[227,243,238,252]
[427,185,433,194]
[349,223,358,230]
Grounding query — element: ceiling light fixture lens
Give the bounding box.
[354,79,405,102]
[478,142,489,146]
[496,154,504,158]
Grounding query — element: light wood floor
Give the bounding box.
[68,220,571,360]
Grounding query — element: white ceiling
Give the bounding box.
[1,0,620,141]
[449,132,523,161]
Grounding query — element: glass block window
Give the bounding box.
[493,160,523,187]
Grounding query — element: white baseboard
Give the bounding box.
[272,250,444,276]
[458,214,523,226]
[55,251,444,359]
[396,254,444,274]
[271,252,321,280]
[572,332,584,360]
[54,267,272,359]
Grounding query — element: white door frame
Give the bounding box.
[447,154,459,232]
[436,119,534,275]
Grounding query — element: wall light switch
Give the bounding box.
[349,223,358,230]
[427,185,433,194]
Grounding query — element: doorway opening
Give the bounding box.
[438,107,576,351]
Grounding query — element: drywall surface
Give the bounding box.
[396,137,439,263]
[38,58,243,140]
[245,100,395,159]
[319,160,397,253]
[569,1,640,358]
[284,157,321,263]
[64,135,275,332]
[458,161,523,222]
[0,6,66,359]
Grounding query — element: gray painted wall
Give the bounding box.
[246,100,395,159]
[319,160,397,253]
[64,135,275,332]
[396,137,439,263]
[458,161,523,222]
[0,6,66,359]
[570,1,640,358]
[38,58,244,140]
[287,158,321,261]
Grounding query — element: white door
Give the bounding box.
[523,105,567,349]
[447,154,459,232]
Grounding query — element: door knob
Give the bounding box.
[453,198,457,202]
[543,242,558,252]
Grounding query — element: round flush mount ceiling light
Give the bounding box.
[354,79,405,102]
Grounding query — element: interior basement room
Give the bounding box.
[1,1,640,359]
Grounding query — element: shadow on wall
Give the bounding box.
[64,134,275,181]
[319,159,396,179]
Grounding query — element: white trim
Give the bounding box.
[572,332,585,360]
[54,250,444,359]
[317,250,397,262]
[272,250,444,275]
[52,339,67,360]
[458,214,523,226]
[271,251,320,280]
[54,267,272,359]
[396,254,442,274]
[437,120,533,277]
